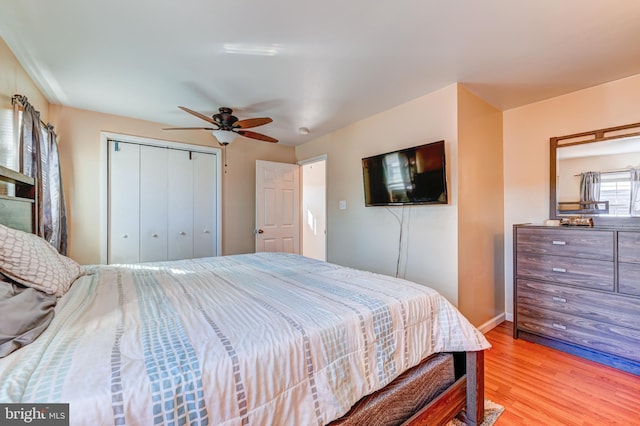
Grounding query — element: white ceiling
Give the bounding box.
[2,0,640,146]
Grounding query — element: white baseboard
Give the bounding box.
[477,313,506,334]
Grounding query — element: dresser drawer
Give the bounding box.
[516,279,640,331]
[516,252,614,291]
[619,263,640,297]
[516,227,613,261]
[517,306,640,363]
[619,231,640,263]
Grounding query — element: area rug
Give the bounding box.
[447,399,504,426]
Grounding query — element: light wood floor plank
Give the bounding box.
[485,322,640,425]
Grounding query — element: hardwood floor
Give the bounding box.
[484,322,640,425]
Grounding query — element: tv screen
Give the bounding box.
[362,140,448,206]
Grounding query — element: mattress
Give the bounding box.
[0,252,489,425]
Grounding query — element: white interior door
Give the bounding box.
[193,151,217,258]
[108,141,140,264]
[140,145,168,262]
[168,149,194,260]
[256,160,300,253]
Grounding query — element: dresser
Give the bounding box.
[513,224,640,375]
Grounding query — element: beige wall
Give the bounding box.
[49,105,295,264]
[0,37,49,176]
[503,73,640,317]
[0,38,48,120]
[295,84,506,326]
[296,84,461,305]
[457,86,504,326]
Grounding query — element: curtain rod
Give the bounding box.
[11,94,50,129]
[573,167,636,177]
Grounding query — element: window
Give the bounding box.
[600,171,631,216]
[0,105,21,195]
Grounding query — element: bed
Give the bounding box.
[0,166,490,426]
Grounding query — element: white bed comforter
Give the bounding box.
[0,253,490,425]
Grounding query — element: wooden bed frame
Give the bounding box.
[0,165,485,426]
[404,351,484,426]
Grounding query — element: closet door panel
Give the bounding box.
[108,141,140,264]
[168,149,194,260]
[193,152,217,258]
[140,145,168,262]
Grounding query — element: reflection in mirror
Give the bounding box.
[557,136,640,217]
[550,121,640,224]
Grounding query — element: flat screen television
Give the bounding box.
[362,140,448,206]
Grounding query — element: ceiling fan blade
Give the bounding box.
[162,127,217,130]
[234,117,273,129]
[237,130,278,143]
[178,106,218,125]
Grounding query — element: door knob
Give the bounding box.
[258,229,264,234]
[151,233,158,238]
[179,231,186,236]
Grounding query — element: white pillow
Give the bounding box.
[0,224,82,297]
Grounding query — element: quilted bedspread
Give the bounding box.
[0,253,490,425]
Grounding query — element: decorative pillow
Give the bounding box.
[0,224,82,297]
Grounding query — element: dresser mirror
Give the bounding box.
[550,122,640,225]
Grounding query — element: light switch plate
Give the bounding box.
[339,200,347,210]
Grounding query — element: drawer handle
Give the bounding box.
[552,267,567,273]
[552,296,567,303]
[552,323,567,330]
[552,240,567,245]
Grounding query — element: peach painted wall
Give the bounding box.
[503,73,640,317]
[296,84,461,305]
[49,105,295,264]
[457,86,504,326]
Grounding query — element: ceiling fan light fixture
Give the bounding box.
[212,129,238,145]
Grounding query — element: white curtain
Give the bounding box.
[630,168,640,217]
[580,171,601,203]
[18,95,68,254]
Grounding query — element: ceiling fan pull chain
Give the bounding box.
[224,144,228,174]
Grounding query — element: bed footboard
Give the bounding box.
[403,350,485,426]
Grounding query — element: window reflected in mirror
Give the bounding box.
[556,136,640,217]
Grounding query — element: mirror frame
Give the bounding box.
[550,121,640,226]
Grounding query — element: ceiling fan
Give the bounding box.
[164,106,278,145]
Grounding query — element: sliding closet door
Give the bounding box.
[108,141,140,264]
[193,151,217,258]
[106,137,219,264]
[139,145,168,262]
[168,149,194,260]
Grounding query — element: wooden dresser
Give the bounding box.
[513,224,640,375]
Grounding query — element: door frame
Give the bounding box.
[99,132,222,264]
[298,154,328,261]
